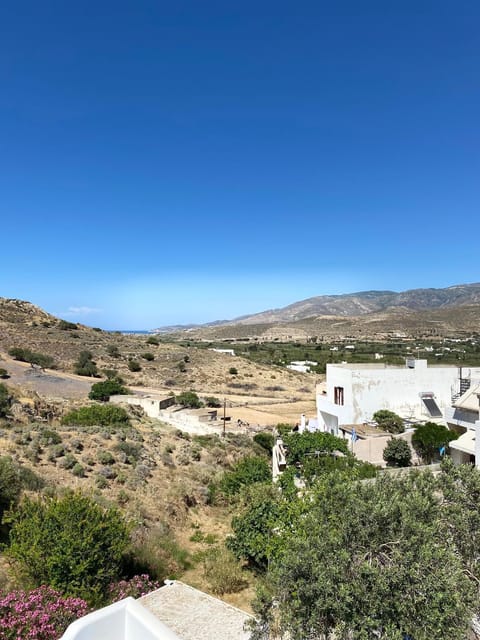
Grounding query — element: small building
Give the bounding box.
[110,394,176,417]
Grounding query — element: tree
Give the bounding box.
[0,456,22,522]
[412,422,458,464]
[227,483,283,570]
[4,492,130,604]
[250,472,475,640]
[204,396,222,408]
[373,409,405,434]
[74,351,99,377]
[89,379,129,401]
[176,391,203,408]
[254,432,275,453]
[383,438,412,467]
[219,456,271,497]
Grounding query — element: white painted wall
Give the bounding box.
[61,597,180,640]
[317,361,480,430]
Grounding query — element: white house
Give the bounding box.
[446,384,480,466]
[316,359,480,436]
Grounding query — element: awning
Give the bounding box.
[450,430,476,456]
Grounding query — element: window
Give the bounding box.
[334,386,344,406]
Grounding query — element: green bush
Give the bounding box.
[146,336,160,345]
[74,351,99,377]
[412,422,458,464]
[141,352,155,361]
[38,429,62,446]
[127,360,141,372]
[62,404,130,427]
[204,396,222,408]
[176,391,203,408]
[219,456,271,497]
[203,547,247,595]
[0,383,11,418]
[4,492,130,604]
[0,456,22,521]
[8,347,54,369]
[97,450,115,465]
[373,409,405,434]
[58,320,78,330]
[89,379,129,401]
[253,432,274,452]
[106,345,121,358]
[229,367,238,375]
[383,438,412,467]
[72,463,85,477]
[0,368,9,379]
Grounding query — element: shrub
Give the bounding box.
[373,409,405,434]
[97,450,115,465]
[89,379,129,401]
[62,404,130,427]
[141,352,155,361]
[219,456,271,497]
[72,463,85,477]
[108,575,161,603]
[8,348,54,369]
[412,422,458,464]
[125,527,191,580]
[177,361,186,373]
[107,345,121,358]
[0,585,89,640]
[58,453,77,470]
[4,492,130,603]
[203,547,247,595]
[127,359,141,372]
[253,432,274,452]
[383,438,412,467]
[58,320,78,330]
[0,368,9,379]
[115,441,142,464]
[229,367,238,375]
[74,351,99,377]
[204,396,222,408]
[146,336,160,345]
[38,429,62,446]
[0,456,22,521]
[0,383,11,417]
[176,391,203,408]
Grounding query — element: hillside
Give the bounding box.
[0,298,314,406]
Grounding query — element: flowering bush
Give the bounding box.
[0,585,89,640]
[108,574,161,602]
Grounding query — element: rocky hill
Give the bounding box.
[226,283,480,325]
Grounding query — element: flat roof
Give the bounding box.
[139,581,253,640]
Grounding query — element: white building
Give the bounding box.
[446,384,480,466]
[316,359,480,436]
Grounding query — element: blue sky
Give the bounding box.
[1,1,479,329]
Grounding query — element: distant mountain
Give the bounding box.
[225,283,480,325]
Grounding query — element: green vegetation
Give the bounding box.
[74,351,99,377]
[202,547,247,595]
[253,432,275,453]
[106,344,121,358]
[0,456,22,522]
[228,366,238,375]
[62,404,130,427]
[219,456,271,497]
[89,379,129,401]
[58,320,78,330]
[383,437,412,467]
[412,422,458,464]
[373,409,405,434]
[8,347,54,369]
[141,352,155,361]
[176,391,203,408]
[4,492,130,603]
[0,368,9,379]
[146,335,160,345]
[127,359,141,372]
[0,383,11,418]
[204,396,222,408]
[248,467,476,640]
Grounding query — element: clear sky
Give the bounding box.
[1,1,479,329]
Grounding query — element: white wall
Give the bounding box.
[317,361,480,430]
